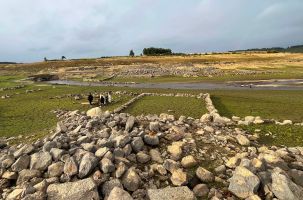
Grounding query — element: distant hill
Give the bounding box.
[0,62,17,64]
[231,44,303,53]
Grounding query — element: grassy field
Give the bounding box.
[210,90,303,122]
[242,124,303,147]
[0,84,132,138]
[124,96,207,119]
[1,73,303,146]
[0,75,25,87]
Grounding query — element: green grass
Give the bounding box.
[0,84,131,138]
[123,96,207,119]
[0,75,25,87]
[211,90,303,122]
[1,74,303,148]
[241,124,303,147]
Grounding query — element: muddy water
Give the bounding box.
[46,79,303,90]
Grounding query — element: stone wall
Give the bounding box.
[204,93,303,126]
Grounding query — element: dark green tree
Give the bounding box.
[143,47,172,56]
[129,50,135,57]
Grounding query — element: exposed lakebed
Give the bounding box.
[46,79,303,90]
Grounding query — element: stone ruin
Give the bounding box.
[0,102,303,199]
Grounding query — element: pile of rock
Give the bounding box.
[0,110,303,200]
[232,115,303,126]
[116,63,199,77]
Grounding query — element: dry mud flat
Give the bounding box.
[228,79,303,88]
[0,110,303,199]
[47,79,303,90]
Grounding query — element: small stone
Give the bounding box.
[2,171,17,180]
[6,189,23,200]
[204,126,214,133]
[43,141,57,152]
[30,152,52,171]
[17,169,41,185]
[147,186,195,200]
[114,135,131,148]
[245,195,262,200]
[181,155,197,168]
[95,147,110,158]
[163,159,180,173]
[149,122,160,132]
[272,167,303,200]
[50,148,65,161]
[1,155,14,168]
[100,158,115,173]
[115,162,127,178]
[47,178,99,200]
[78,153,98,178]
[200,114,211,123]
[64,157,78,177]
[102,179,123,197]
[143,134,159,146]
[236,134,250,146]
[48,162,64,177]
[167,142,183,161]
[151,164,167,175]
[226,156,240,168]
[107,187,133,200]
[171,168,187,186]
[34,179,48,192]
[289,169,303,187]
[193,184,209,197]
[196,167,214,183]
[86,107,102,117]
[125,116,135,132]
[228,166,260,199]
[136,152,151,164]
[13,144,34,158]
[131,137,144,153]
[122,168,141,192]
[11,154,30,172]
[214,165,226,175]
[149,149,163,163]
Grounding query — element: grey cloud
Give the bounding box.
[0,0,302,62]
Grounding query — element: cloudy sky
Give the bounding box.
[0,0,302,62]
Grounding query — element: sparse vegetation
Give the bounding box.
[242,124,303,147]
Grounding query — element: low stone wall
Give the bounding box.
[204,93,303,126]
[112,93,147,113]
[201,93,232,124]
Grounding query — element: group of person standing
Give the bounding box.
[87,92,112,106]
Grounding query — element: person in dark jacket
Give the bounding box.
[88,93,93,105]
[104,94,108,105]
[100,95,105,106]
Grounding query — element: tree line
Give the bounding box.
[129,47,173,57]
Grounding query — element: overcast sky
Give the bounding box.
[0,0,302,62]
